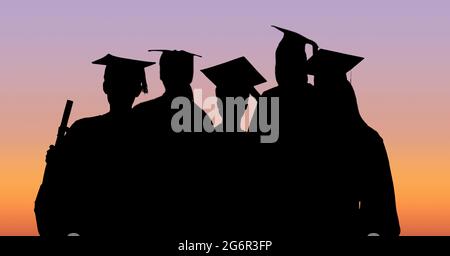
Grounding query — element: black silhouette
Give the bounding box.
[261,25,319,142]
[306,49,400,236]
[34,100,73,236]
[267,25,318,93]
[201,56,264,134]
[34,54,155,236]
[132,49,214,238]
[149,49,201,100]
[199,57,273,237]
[255,26,324,239]
[133,50,210,133]
[34,27,400,241]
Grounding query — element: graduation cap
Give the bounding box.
[149,49,202,58]
[148,49,201,67]
[149,49,202,83]
[92,54,155,93]
[201,57,266,97]
[272,25,319,54]
[92,54,155,67]
[306,49,364,76]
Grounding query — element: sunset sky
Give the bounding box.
[0,0,449,235]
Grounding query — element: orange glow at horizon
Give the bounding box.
[1,108,450,236]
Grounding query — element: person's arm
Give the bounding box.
[35,119,84,237]
[35,144,68,236]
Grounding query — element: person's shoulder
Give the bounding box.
[133,100,152,112]
[365,125,382,138]
[60,115,107,144]
[69,115,106,132]
[134,96,168,113]
[360,125,385,144]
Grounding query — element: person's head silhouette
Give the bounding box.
[92,54,155,115]
[307,49,364,124]
[201,57,266,119]
[272,25,318,87]
[149,50,201,99]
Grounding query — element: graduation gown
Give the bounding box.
[35,113,140,237]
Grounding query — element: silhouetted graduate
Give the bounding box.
[35,54,154,236]
[149,49,202,100]
[246,27,323,242]
[133,49,211,134]
[265,25,318,95]
[200,57,274,237]
[306,49,400,237]
[261,25,320,143]
[132,49,214,239]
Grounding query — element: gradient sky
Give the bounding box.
[0,0,449,236]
